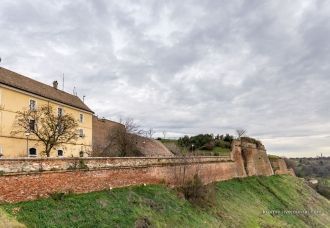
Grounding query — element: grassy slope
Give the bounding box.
[1,175,329,228]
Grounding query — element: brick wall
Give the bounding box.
[232,140,274,176]
[92,116,173,156]
[0,157,240,203]
[0,156,232,174]
[0,140,282,203]
[92,116,124,153]
[270,158,295,176]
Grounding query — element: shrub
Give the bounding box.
[241,137,263,148]
[179,174,216,207]
[316,182,330,199]
[215,140,231,149]
[178,135,191,148]
[50,192,65,201]
[223,134,234,143]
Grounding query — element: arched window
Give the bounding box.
[57,150,64,157]
[79,151,84,157]
[29,148,37,157]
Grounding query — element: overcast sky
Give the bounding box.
[1,0,329,157]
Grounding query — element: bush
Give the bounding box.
[317,182,330,199]
[179,174,216,207]
[215,140,231,149]
[241,137,263,148]
[201,141,215,150]
[178,135,191,148]
[50,192,65,201]
[223,134,234,143]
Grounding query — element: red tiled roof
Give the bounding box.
[0,67,93,113]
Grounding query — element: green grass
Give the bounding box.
[194,147,231,156]
[268,154,281,161]
[1,175,329,227]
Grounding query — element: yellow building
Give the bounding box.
[0,67,94,158]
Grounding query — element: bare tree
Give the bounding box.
[145,128,155,139]
[104,118,143,157]
[236,129,247,139]
[236,128,249,175]
[12,105,79,157]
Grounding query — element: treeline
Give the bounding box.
[177,134,234,151]
[284,157,330,199]
[285,157,330,178]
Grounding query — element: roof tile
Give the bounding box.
[0,67,93,113]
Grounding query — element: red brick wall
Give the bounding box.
[270,158,296,176]
[0,140,280,203]
[0,160,240,203]
[92,116,173,156]
[92,116,124,153]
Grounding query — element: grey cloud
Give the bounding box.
[0,0,329,157]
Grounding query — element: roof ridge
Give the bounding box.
[0,67,77,97]
[0,67,94,113]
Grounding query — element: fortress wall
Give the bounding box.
[0,140,285,203]
[92,116,124,153]
[92,116,173,156]
[270,158,295,176]
[0,157,239,203]
[0,156,231,174]
[231,140,274,177]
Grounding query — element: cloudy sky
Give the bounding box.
[1,0,329,157]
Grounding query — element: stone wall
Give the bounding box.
[0,157,239,203]
[0,139,284,203]
[92,116,124,153]
[232,140,274,176]
[0,156,231,174]
[270,158,295,176]
[92,116,173,156]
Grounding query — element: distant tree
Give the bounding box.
[223,134,234,143]
[178,135,191,148]
[236,129,247,139]
[12,105,79,157]
[145,128,155,139]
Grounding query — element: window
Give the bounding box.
[79,151,84,157]
[79,129,84,137]
[80,114,84,123]
[29,119,35,131]
[29,148,37,157]
[57,150,63,157]
[58,107,63,117]
[29,99,36,111]
[0,145,3,158]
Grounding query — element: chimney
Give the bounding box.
[53,81,58,89]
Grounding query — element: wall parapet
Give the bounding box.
[0,156,232,174]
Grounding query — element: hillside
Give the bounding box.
[1,175,329,227]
